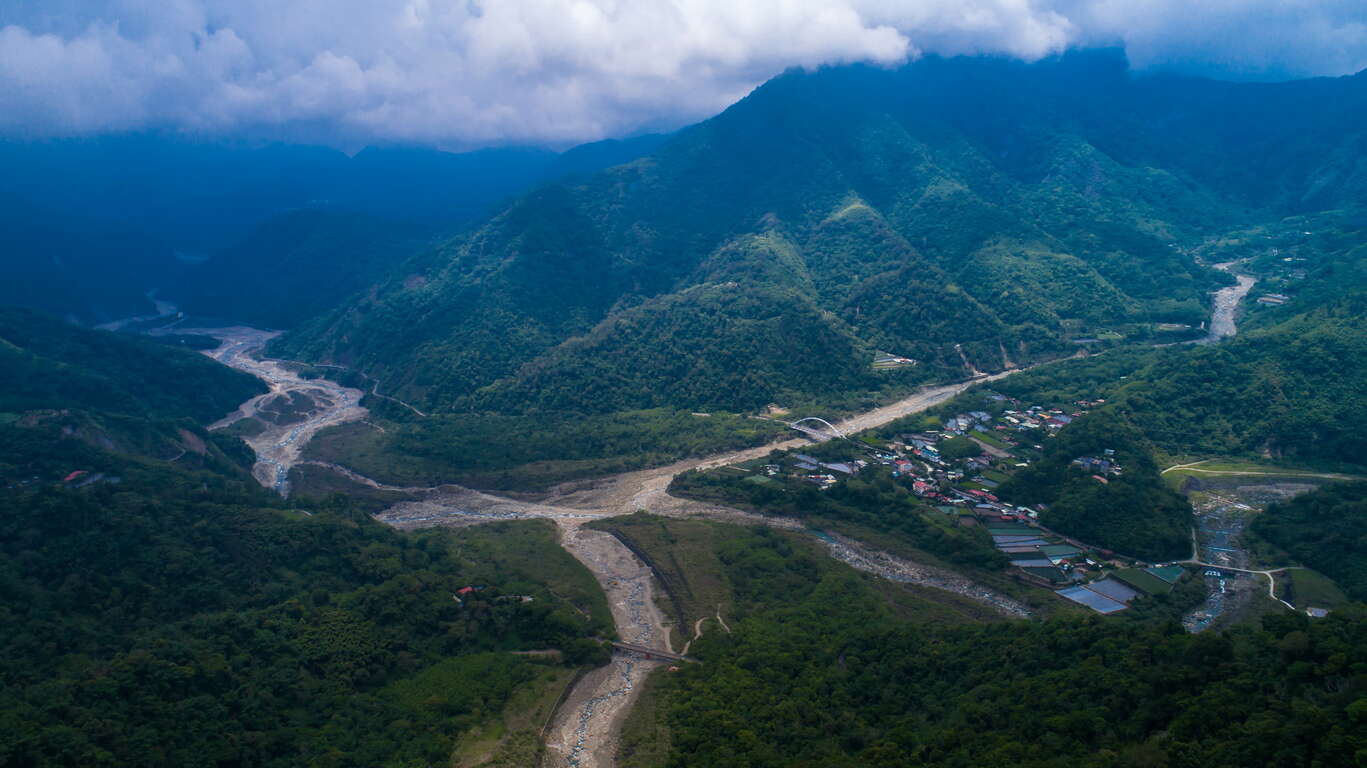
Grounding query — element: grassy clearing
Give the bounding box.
[808,517,1070,618]
[452,664,579,768]
[452,520,614,636]
[1112,567,1174,595]
[1278,569,1349,611]
[615,666,674,768]
[587,514,736,649]
[305,420,455,485]
[1162,457,1362,489]
[287,462,413,513]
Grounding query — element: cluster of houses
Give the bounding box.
[1071,450,1122,483]
[735,391,1206,615]
[780,454,867,489]
[763,392,1203,612]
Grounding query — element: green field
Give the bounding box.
[1161,458,1362,490]
[1113,567,1175,595]
[615,667,674,768]
[1278,569,1349,611]
[452,664,580,768]
[586,514,739,649]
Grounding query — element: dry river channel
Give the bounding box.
[1199,262,1257,343]
[192,264,1253,765]
[194,334,1039,767]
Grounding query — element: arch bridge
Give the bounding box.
[787,416,848,441]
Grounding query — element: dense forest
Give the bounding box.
[0,307,263,424]
[278,52,1292,417]
[0,467,609,766]
[997,410,1193,561]
[1252,482,1367,601]
[0,312,612,766]
[617,522,1367,768]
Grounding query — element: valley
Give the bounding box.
[178,261,1278,765]
[1200,263,1257,343]
[2,50,1365,768]
[194,326,368,493]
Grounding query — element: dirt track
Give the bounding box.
[536,370,1021,517]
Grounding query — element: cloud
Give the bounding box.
[1,1,1364,148]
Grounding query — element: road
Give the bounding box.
[1162,461,1356,482]
[201,333,1037,767]
[1183,560,1300,611]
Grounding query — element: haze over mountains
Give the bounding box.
[0,132,667,324]
[2,39,1367,768]
[275,51,1366,415]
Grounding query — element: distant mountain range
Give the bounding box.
[0,132,667,324]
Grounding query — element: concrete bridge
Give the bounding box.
[611,641,698,663]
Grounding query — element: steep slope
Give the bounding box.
[0,306,267,474]
[165,210,429,329]
[279,51,1367,420]
[0,309,611,766]
[0,307,262,425]
[2,136,666,327]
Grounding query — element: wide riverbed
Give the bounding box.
[192,326,368,494]
[1200,263,1257,343]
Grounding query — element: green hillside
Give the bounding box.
[0,312,610,767]
[273,54,1367,488]
[0,306,263,424]
[599,516,1367,768]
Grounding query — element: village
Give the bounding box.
[722,391,1188,614]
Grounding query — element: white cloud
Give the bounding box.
[0,0,1364,148]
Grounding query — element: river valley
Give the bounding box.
[187,266,1260,766]
[193,326,368,494]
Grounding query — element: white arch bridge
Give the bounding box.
[786,417,848,441]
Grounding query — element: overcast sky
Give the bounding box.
[2,1,1366,150]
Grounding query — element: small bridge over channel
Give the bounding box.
[611,642,698,664]
[786,417,848,442]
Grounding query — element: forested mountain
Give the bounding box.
[0,309,611,767]
[1252,482,1367,600]
[605,517,1367,768]
[0,306,266,472]
[277,51,1367,424]
[0,134,667,325]
[164,211,430,329]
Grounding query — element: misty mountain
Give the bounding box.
[0,133,668,324]
[277,51,1367,421]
